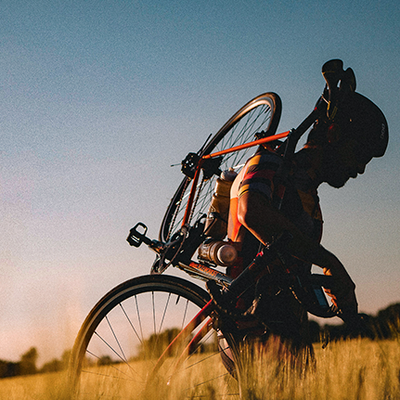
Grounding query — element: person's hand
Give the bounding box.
[321,252,357,314]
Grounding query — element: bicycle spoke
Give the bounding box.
[92,331,130,371]
[152,291,156,335]
[134,294,144,342]
[158,292,172,335]
[181,297,189,330]
[105,315,127,362]
[119,303,142,345]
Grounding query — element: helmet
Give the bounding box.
[308,92,389,160]
[337,92,388,158]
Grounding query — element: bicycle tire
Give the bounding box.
[159,92,282,243]
[68,274,240,399]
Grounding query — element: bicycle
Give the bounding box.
[68,60,355,399]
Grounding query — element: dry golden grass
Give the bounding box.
[0,371,68,400]
[239,338,400,400]
[1,338,399,400]
[69,353,239,399]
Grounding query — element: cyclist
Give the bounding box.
[226,91,388,344]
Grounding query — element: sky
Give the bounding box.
[1,0,399,365]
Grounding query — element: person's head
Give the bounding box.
[305,92,389,188]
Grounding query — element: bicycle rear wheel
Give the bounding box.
[159,92,282,243]
[68,275,240,399]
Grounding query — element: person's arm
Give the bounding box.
[237,190,357,312]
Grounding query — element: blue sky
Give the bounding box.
[1,0,399,364]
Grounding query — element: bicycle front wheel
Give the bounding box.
[159,92,282,243]
[68,275,240,399]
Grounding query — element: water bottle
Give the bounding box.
[204,168,237,239]
[198,240,238,266]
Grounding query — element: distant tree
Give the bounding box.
[98,355,113,366]
[39,349,73,373]
[320,322,348,341]
[0,360,20,378]
[318,302,400,341]
[19,347,38,375]
[137,328,181,359]
[135,327,221,360]
[40,358,63,373]
[373,303,400,339]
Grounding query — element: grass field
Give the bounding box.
[0,338,399,400]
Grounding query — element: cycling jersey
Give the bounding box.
[227,147,323,277]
